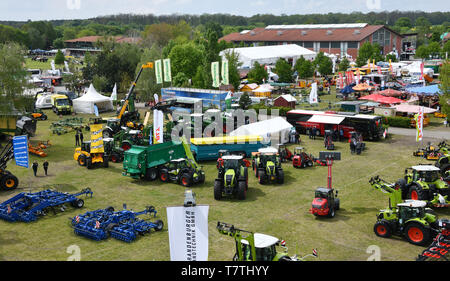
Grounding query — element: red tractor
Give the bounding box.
[310,152,341,218]
[277,144,293,163]
[292,147,314,168]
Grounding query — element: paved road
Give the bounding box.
[388,126,450,140]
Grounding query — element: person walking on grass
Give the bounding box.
[43,161,49,176]
[80,130,84,144]
[32,161,38,177]
[75,130,80,146]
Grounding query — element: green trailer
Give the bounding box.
[0,113,37,137]
[122,140,187,181]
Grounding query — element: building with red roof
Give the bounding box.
[220,23,403,60]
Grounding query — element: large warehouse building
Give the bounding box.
[220,23,403,59]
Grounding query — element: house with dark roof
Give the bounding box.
[220,23,403,60]
[64,36,141,57]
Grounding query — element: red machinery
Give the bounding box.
[310,151,341,218]
[292,147,329,168]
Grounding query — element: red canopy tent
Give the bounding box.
[359,93,405,105]
[376,88,404,97]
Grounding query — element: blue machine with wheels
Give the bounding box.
[71,205,164,242]
[0,188,93,222]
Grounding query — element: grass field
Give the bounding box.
[0,95,449,261]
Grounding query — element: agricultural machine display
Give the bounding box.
[416,219,450,261]
[30,108,47,121]
[28,140,51,157]
[0,140,18,191]
[394,165,449,207]
[369,176,445,246]
[216,222,318,261]
[252,147,284,184]
[414,141,448,161]
[310,151,341,218]
[0,188,93,222]
[324,130,335,150]
[277,144,293,162]
[217,150,251,168]
[50,117,85,135]
[122,137,189,181]
[349,131,365,155]
[292,147,329,168]
[159,158,205,187]
[74,141,109,169]
[71,205,163,242]
[214,155,248,200]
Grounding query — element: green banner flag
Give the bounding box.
[163,58,172,82]
[221,60,229,85]
[211,61,220,88]
[155,60,163,84]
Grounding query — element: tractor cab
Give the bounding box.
[222,155,244,171]
[407,165,441,182]
[397,200,427,222]
[311,187,339,217]
[81,141,91,153]
[240,233,282,261]
[168,158,190,173]
[257,147,280,166]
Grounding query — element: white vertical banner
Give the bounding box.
[211,61,220,88]
[163,58,172,82]
[415,106,424,142]
[309,82,318,104]
[221,60,229,85]
[155,60,163,84]
[166,205,209,261]
[153,94,164,144]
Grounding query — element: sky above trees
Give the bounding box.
[0,0,448,21]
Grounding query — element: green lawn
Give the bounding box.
[0,106,449,261]
[25,58,53,71]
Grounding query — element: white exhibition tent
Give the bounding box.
[220,44,317,68]
[72,84,114,114]
[229,117,295,144]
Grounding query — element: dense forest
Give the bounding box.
[0,11,450,50]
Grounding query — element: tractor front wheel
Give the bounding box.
[180,173,192,187]
[160,170,169,183]
[1,174,19,190]
[404,223,431,246]
[374,220,392,238]
[276,169,284,184]
[237,181,247,200]
[78,155,87,166]
[258,170,266,185]
[214,180,223,200]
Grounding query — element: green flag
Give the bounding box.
[211,61,220,88]
[221,60,229,85]
[155,59,163,84]
[163,58,172,82]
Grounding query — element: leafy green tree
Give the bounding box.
[385,54,398,63]
[247,61,268,84]
[356,42,383,67]
[439,61,450,118]
[55,49,65,65]
[135,44,162,101]
[416,45,430,60]
[169,41,205,80]
[295,56,314,79]
[0,43,32,112]
[443,41,450,58]
[173,72,190,87]
[395,17,412,28]
[313,52,332,77]
[223,49,242,91]
[338,57,350,72]
[239,92,252,110]
[428,42,441,58]
[192,65,208,89]
[274,58,293,83]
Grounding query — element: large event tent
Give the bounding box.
[359,93,405,105]
[72,84,114,114]
[405,84,442,96]
[220,44,316,68]
[229,117,294,144]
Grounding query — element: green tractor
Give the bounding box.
[214,155,248,200]
[159,158,205,187]
[369,176,445,246]
[395,165,449,207]
[216,222,318,261]
[252,147,284,185]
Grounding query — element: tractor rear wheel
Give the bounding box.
[180,173,192,187]
[214,180,223,200]
[103,156,109,168]
[276,169,284,184]
[1,174,19,190]
[408,184,428,201]
[404,222,431,246]
[373,220,392,238]
[258,170,266,185]
[160,170,169,183]
[237,181,247,200]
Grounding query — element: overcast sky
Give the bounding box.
[0,0,449,21]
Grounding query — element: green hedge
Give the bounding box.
[382,116,412,128]
[249,104,291,116]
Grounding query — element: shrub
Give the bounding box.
[381,116,412,128]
